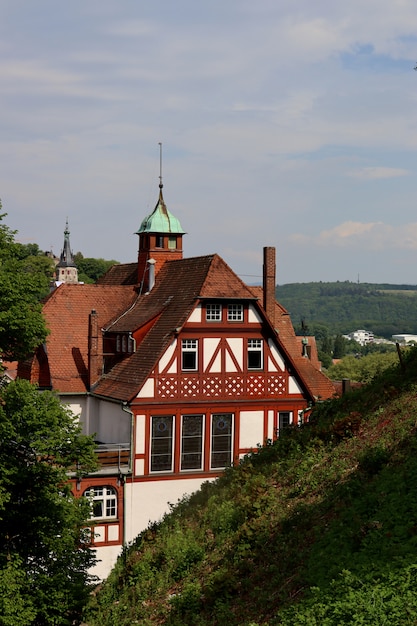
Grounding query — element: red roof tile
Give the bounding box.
[25,284,136,393]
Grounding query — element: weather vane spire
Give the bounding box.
[158,142,163,189]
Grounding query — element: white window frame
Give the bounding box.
[182,339,198,371]
[206,303,222,321]
[180,414,204,471]
[85,486,117,520]
[227,303,243,322]
[150,415,174,472]
[210,413,233,469]
[247,338,263,370]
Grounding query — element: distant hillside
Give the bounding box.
[85,348,417,626]
[276,281,417,337]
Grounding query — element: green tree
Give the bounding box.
[0,379,98,625]
[326,351,400,383]
[333,334,347,359]
[74,253,118,283]
[0,209,48,360]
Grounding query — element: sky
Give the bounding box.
[1,1,417,285]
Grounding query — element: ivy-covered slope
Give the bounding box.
[85,349,417,626]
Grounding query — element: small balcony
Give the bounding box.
[95,443,131,475]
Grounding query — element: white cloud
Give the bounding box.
[291,221,417,251]
[348,167,410,179]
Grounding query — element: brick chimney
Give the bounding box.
[88,309,102,389]
[263,247,276,328]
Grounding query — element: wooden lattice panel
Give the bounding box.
[158,377,178,398]
[267,375,286,395]
[247,375,265,396]
[202,377,222,396]
[181,377,200,397]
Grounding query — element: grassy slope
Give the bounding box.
[85,350,417,626]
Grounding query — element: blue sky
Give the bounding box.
[1,0,417,284]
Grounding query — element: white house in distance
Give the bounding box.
[392,334,417,345]
[345,329,374,346]
[18,179,336,580]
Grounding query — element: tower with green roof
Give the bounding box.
[136,178,185,291]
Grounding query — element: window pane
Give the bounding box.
[182,339,197,371]
[206,303,222,321]
[227,304,243,321]
[182,351,196,370]
[84,486,117,519]
[211,413,233,469]
[278,412,291,432]
[92,500,103,518]
[181,415,203,470]
[151,416,173,472]
[248,339,263,369]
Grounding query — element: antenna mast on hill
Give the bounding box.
[158,142,163,189]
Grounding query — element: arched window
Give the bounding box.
[84,486,117,519]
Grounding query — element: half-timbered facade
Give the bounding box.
[19,184,335,579]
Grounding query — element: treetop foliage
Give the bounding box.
[0,379,98,625]
[0,209,49,360]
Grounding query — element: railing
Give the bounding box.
[95,443,130,472]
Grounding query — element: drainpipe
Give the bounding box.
[121,402,134,550]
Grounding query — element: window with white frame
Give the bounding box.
[181,414,204,470]
[247,338,263,369]
[151,416,174,472]
[206,303,222,321]
[227,303,243,321]
[85,486,117,519]
[182,339,198,370]
[211,413,233,469]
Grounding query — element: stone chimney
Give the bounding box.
[263,246,276,328]
[88,309,102,389]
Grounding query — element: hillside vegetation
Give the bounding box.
[85,348,417,625]
[276,281,417,337]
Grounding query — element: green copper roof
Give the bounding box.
[136,187,185,235]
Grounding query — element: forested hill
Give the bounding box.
[85,348,417,625]
[275,281,417,337]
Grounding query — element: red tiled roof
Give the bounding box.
[97,262,138,286]
[25,284,136,393]
[94,256,335,402]
[94,255,219,400]
[249,285,336,401]
[22,255,335,403]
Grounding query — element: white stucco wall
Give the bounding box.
[124,477,216,546]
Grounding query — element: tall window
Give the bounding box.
[211,413,233,469]
[155,235,164,248]
[206,303,222,321]
[168,236,176,250]
[181,414,204,470]
[227,304,243,321]
[278,411,291,434]
[247,338,263,369]
[151,416,174,472]
[85,486,117,519]
[182,339,198,370]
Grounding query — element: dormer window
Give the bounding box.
[115,334,135,354]
[206,303,222,321]
[227,304,243,321]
